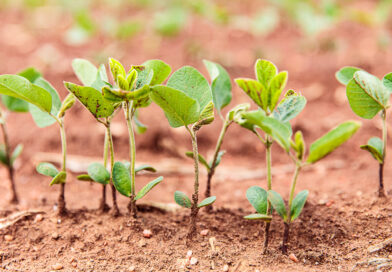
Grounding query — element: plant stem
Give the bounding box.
[263,135,273,254]
[282,163,302,254]
[125,102,137,218]
[187,127,200,241]
[379,109,387,197]
[204,119,231,212]
[99,128,110,213]
[0,111,18,204]
[106,122,120,217]
[58,119,67,216]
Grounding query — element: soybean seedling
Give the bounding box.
[150,65,217,240]
[0,70,75,216]
[0,68,38,203]
[336,67,391,197]
[235,59,306,253]
[266,121,360,254]
[65,58,122,216]
[102,58,168,218]
[184,60,233,212]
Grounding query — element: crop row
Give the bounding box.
[0,58,389,253]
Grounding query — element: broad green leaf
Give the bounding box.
[150,85,200,128]
[72,58,98,86]
[383,73,392,94]
[58,93,76,118]
[1,96,29,112]
[346,71,387,119]
[185,151,210,171]
[143,59,172,85]
[197,196,216,208]
[246,186,267,214]
[268,190,287,221]
[135,165,157,173]
[112,162,132,197]
[77,174,93,181]
[307,121,361,163]
[235,78,264,109]
[193,101,214,130]
[335,66,361,85]
[98,64,108,82]
[290,190,308,221]
[18,67,42,83]
[10,144,23,165]
[135,176,163,200]
[87,162,110,185]
[174,191,192,208]
[203,60,232,112]
[65,82,115,118]
[50,171,67,186]
[265,71,288,111]
[167,66,212,113]
[109,58,126,81]
[273,90,306,122]
[117,74,129,90]
[360,137,384,163]
[36,162,59,177]
[29,78,62,128]
[255,59,277,88]
[243,110,291,151]
[244,214,272,221]
[212,150,226,168]
[133,65,154,89]
[0,75,52,113]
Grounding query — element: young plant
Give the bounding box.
[235,59,306,253]
[102,58,168,218]
[0,68,37,203]
[149,65,217,239]
[65,58,121,216]
[0,70,75,216]
[267,121,360,254]
[184,60,233,212]
[336,67,391,197]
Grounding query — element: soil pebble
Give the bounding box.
[289,253,299,263]
[52,263,63,270]
[190,257,198,265]
[223,264,229,271]
[4,235,13,241]
[200,229,209,236]
[34,214,43,222]
[142,229,152,238]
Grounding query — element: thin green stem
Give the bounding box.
[103,128,109,168]
[106,121,120,216]
[287,163,302,221]
[379,109,387,197]
[263,135,273,254]
[58,118,67,215]
[125,101,137,217]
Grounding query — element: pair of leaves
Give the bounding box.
[185,150,225,172]
[0,144,23,167]
[268,190,308,222]
[112,161,163,200]
[174,191,216,209]
[360,137,384,164]
[36,162,67,186]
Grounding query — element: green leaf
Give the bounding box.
[268,190,287,221]
[360,137,384,163]
[193,101,214,130]
[174,191,192,208]
[203,60,232,112]
[255,59,277,88]
[112,161,132,197]
[65,82,115,118]
[18,67,42,83]
[346,71,388,119]
[150,85,200,128]
[0,75,52,113]
[135,165,157,173]
[58,93,76,118]
[109,58,126,82]
[29,78,62,128]
[134,112,147,134]
[291,190,308,221]
[244,214,272,221]
[383,73,392,94]
[185,151,210,171]
[87,162,110,185]
[72,58,98,86]
[10,144,23,165]
[1,96,29,112]
[167,66,212,114]
[307,121,361,163]
[0,145,8,165]
[292,131,306,160]
[335,66,361,85]
[227,103,250,121]
[133,65,154,89]
[77,174,93,181]
[197,196,216,208]
[246,186,268,214]
[135,176,163,200]
[36,162,59,177]
[50,171,67,186]
[265,71,288,111]
[212,150,225,168]
[273,90,306,122]
[242,110,291,151]
[235,78,265,109]
[143,59,172,85]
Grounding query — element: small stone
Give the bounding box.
[200,229,209,236]
[186,250,192,258]
[34,214,43,222]
[143,229,152,238]
[52,263,63,270]
[57,219,62,224]
[326,200,334,207]
[176,259,187,269]
[129,265,136,271]
[52,233,60,240]
[4,235,13,242]
[72,262,77,268]
[255,270,260,272]
[138,239,147,247]
[289,253,299,263]
[223,264,229,271]
[190,257,198,265]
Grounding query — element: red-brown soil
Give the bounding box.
[1,1,392,271]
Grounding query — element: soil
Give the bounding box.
[1,1,392,271]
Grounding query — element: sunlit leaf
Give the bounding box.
[72,58,98,86]
[246,186,267,214]
[335,66,361,85]
[197,196,216,208]
[135,176,163,200]
[87,162,110,185]
[360,137,384,164]
[50,171,67,186]
[143,59,172,85]
[268,190,287,221]
[290,190,308,221]
[112,161,132,197]
[174,191,192,208]
[36,162,59,178]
